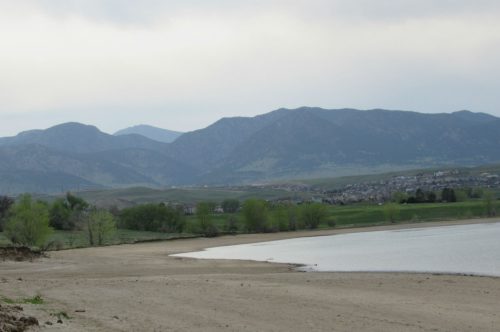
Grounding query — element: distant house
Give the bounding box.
[184,205,196,215]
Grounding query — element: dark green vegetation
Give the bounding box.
[0,193,120,249]
[4,195,52,248]
[0,195,13,231]
[2,108,500,194]
[195,202,219,237]
[119,204,185,233]
[1,188,498,251]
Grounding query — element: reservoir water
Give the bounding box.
[173,222,500,276]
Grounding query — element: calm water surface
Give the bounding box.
[173,222,500,276]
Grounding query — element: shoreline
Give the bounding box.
[1,218,499,331]
[166,216,499,255]
[171,218,500,278]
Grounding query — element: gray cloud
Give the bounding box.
[0,1,499,136]
[10,0,500,25]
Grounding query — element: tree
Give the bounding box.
[242,199,269,232]
[454,189,468,202]
[66,192,89,211]
[86,208,116,246]
[49,199,72,230]
[415,188,426,203]
[221,199,240,213]
[4,194,52,247]
[483,190,497,217]
[119,204,185,233]
[441,188,457,202]
[0,195,14,231]
[286,204,300,230]
[271,205,290,231]
[426,191,437,203]
[299,203,328,229]
[48,193,89,231]
[391,192,408,204]
[196,202,218,237]
[224,216,239,234]
[383,203,400,223]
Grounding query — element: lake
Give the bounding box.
[172,222,500,276]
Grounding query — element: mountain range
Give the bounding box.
[114,124,183,143]
[1,107,500,194]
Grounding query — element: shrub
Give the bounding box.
[0,195,14,232]
[196,202,219,237]
[48,193,89,231]
[327,217,337,228]
[86,208,116,246]
[242,199,269,232]
[383,203,400,223]
[224,216,239,234]
[49,199,73,230]
[119,204,185,233]
[5,194,53,248]
[221,199,240,213]
[483,190,497,217]
[299,203,328,229]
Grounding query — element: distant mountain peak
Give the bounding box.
[114,124,183,143]
[1,107,500,194]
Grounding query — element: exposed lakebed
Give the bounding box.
[173,222,500,276]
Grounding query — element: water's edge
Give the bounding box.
[172,222,500,277]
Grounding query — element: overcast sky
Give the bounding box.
[1,0,499,136]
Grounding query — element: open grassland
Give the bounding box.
[35,186,314,208]
[0,229,195,250]
[329,200,495,227]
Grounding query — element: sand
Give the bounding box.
[1,219,499,331]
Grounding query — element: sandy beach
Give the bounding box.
[1,219,500,331]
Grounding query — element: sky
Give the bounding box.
[1,0,499,136]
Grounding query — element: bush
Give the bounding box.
[5,194,53,248]
[299,203,328,229]
[483,190,497,217]
[383,203,400,223]
[327,217,337,228]
[0,195,14,232]
[119,203,185,233]
[48,193,89,231]
[86,208,116,246]
[271,204,303,231]
[221,199,240,213]
[196,202,219,237]
[49,199,73,230]
[242,199,269,232]
[224,216,239,234]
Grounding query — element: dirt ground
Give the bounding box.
[1,219,499,331]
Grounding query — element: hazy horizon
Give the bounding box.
[3,107,498,137]
[1,0,500,136]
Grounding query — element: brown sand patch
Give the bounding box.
[0,218,499,331]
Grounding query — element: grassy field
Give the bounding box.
[34,186,315,209]
[184,199,497,232]
[0,229,196,250]
[327,200,494,228]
